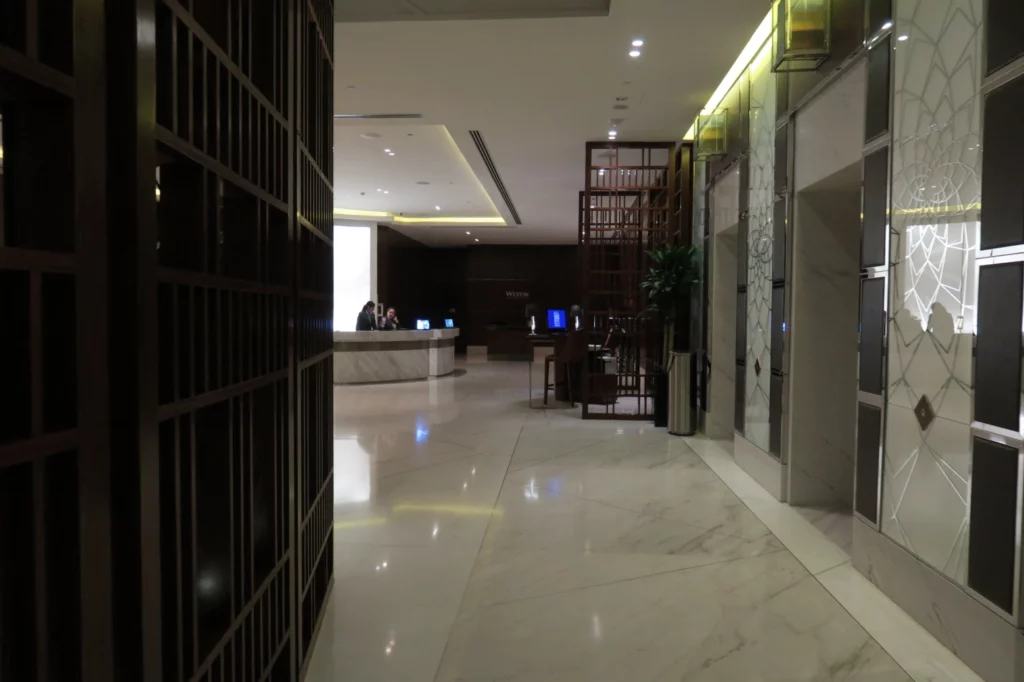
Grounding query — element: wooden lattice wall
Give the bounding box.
[0,0,334,680]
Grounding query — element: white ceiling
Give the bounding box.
[333,123,501,219]
[333,0,770,245]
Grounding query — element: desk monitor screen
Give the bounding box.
[547,309,566,330]
[444,318,454,328]
[416,319,430,330]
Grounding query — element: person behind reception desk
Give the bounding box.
[356,301,378,331]
[381,307,401,330]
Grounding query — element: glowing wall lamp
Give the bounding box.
[695,110,728,159]
[772,0,830,72]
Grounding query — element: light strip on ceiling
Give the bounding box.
[684,11,772,140]
[333,208,506,225]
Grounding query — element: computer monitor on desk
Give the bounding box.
[416,319,430,330]
[547,309,566,331]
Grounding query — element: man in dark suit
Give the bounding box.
[356,301,378,331]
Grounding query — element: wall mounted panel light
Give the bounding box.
[772,0,831,72]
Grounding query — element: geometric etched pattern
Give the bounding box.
[883,0,983,586]
[745,41,776,454]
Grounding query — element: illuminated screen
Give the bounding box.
[416,319,430,330]
[333,225,372,331]
[547,309,566,330]
[444,319,454,328]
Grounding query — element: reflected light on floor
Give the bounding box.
[391,503,503,517]
[334,438,372,503]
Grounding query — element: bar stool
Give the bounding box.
[544,331,586,406]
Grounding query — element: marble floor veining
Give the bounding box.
[304,359,980,682]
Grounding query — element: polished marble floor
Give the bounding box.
[305,360,981,682]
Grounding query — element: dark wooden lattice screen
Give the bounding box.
[581,142,677,419]
[0,1,334,680]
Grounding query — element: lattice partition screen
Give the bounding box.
[581,142,679,419]
[0,0,334,680]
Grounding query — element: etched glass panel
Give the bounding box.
[745,41,776,454]
[882,0,983,586]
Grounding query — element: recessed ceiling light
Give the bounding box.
[388,152,395,156]
[632,39,644,47]
[897,34,908,41]
[474,238,479,242]
[376,188,382,192]
[383,190,389,194]
[466,231,471,235]
[629,49,641,58]
[608,130,617,136]
[881,21,892,30]
[384,148,391,152]
[435,205,441,211]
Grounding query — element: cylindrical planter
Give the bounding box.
[668,351,695,436]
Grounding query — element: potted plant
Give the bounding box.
[641,243,701,433]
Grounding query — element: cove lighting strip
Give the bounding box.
[684,11,772,140]
[333,208,506,225]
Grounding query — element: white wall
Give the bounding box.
[333,224,375,331]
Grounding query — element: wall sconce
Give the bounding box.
[695,110,728,159]
[772,0,831,72]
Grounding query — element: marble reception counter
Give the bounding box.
[333,328,459,384]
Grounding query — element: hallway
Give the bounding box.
[305,361,977,682]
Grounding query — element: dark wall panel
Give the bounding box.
[987,0,1024,75]
[968,437,1019,613]
[866,0,892,37]
[975,262,1023,431]
[769,373,783,457]
[735,362,746,433]
[771,285,785,372]
[862,149,889,268]
[981,77,1024,249]
[859,277,886,395]
[865,37,891,142]
[855,403,882,523]
[378,239,579,347]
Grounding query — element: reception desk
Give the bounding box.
[333,328,459,384]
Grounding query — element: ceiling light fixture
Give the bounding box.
[384,148,391,152]
[897,34,908,41]
[474,238,479,242]
[632,39,644,47]
[881,21,892,30]
[608,130,617,136]
[466,231,471,235]
[435,205,441,211]
[383,190,389,194]
[376,188,382,192]
[388,152,395,156]
[684,11,772,140]
[629,49,641,58]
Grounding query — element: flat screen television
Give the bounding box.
[415,319,430,330]
[444,318,454,328]
[547,309,566,330]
